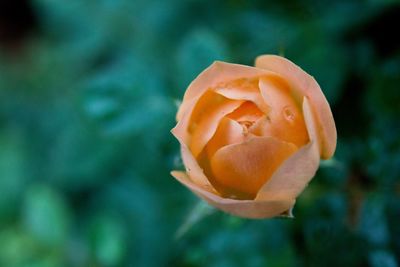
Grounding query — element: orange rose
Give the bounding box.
[171,55,336,219]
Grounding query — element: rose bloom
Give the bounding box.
[171,55,336,219]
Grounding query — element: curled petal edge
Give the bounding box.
[172,134,216,191]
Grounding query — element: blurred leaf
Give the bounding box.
[0,228,37,266]
[22,185,71,246]
[89,216,126,266]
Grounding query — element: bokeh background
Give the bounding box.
[0,0,399,266]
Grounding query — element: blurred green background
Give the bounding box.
[0,0,399,266]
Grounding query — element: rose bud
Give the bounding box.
[171,55,336,219]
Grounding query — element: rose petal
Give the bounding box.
[256,76,309,147]
[256,97,320,201]
[210,136,297,199]
[188,91,244,158]
[177,61,271,121]
[171,171,295,219]
[214,78,270,113]
[172,137,217,191]
[171,91,243,156]
[205,117,245,158]
[171,105,192,146]
[255,55,336,159]
[227,102,264,123]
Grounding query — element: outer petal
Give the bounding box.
[255,55,336,159]
[256,97,320,201]
[177,61,272,121]
[173,137,216,191]
[210,136,297,199]
[171,105,192,146]
[171,171,295,219]
[172,118,215,191]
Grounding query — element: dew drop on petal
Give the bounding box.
[283,106,295,122]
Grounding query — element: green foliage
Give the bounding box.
[0,0,399,266]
